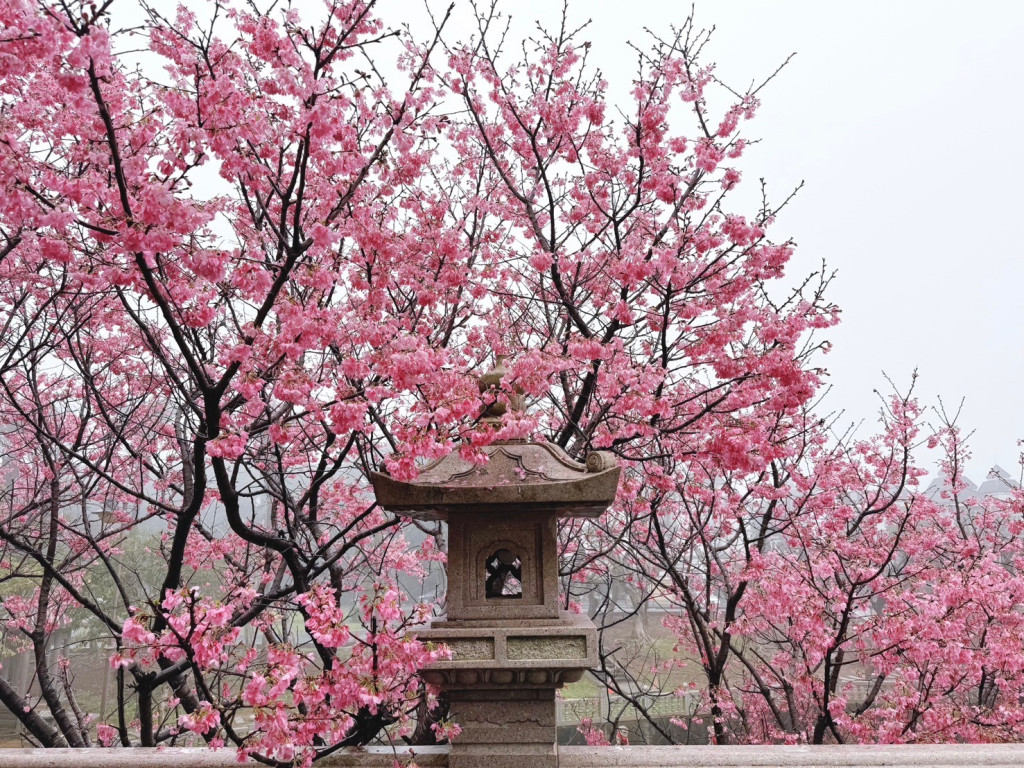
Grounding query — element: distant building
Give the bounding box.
[923,464,1020,503]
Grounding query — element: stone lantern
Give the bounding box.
[370,358,620,768]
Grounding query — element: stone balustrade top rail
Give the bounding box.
[0,745,1022,767]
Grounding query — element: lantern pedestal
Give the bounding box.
[418,613,596,767]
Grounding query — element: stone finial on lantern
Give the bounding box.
[477,354,527,422]
[369,357,620,768]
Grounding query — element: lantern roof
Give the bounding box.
[370,441,619,520]
[369,356,620,520]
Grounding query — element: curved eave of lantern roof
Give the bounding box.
[369,441,621,521]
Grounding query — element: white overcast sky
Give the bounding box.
[402,0,1023,480]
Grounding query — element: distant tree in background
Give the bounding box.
[1,0,1022,763]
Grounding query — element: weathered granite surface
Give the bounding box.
[506,634,588,661]
[369,441,621,518]
[417,611,597,687]
[444,514,561,620]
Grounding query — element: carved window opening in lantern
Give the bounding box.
[485,548,522,599]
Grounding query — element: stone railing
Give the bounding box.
[1,745,1023,767]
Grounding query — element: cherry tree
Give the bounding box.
[1,0,471,760]
[4,0,1019,762]
[571,385,1024,746]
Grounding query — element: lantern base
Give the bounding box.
[447,688,558,768]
